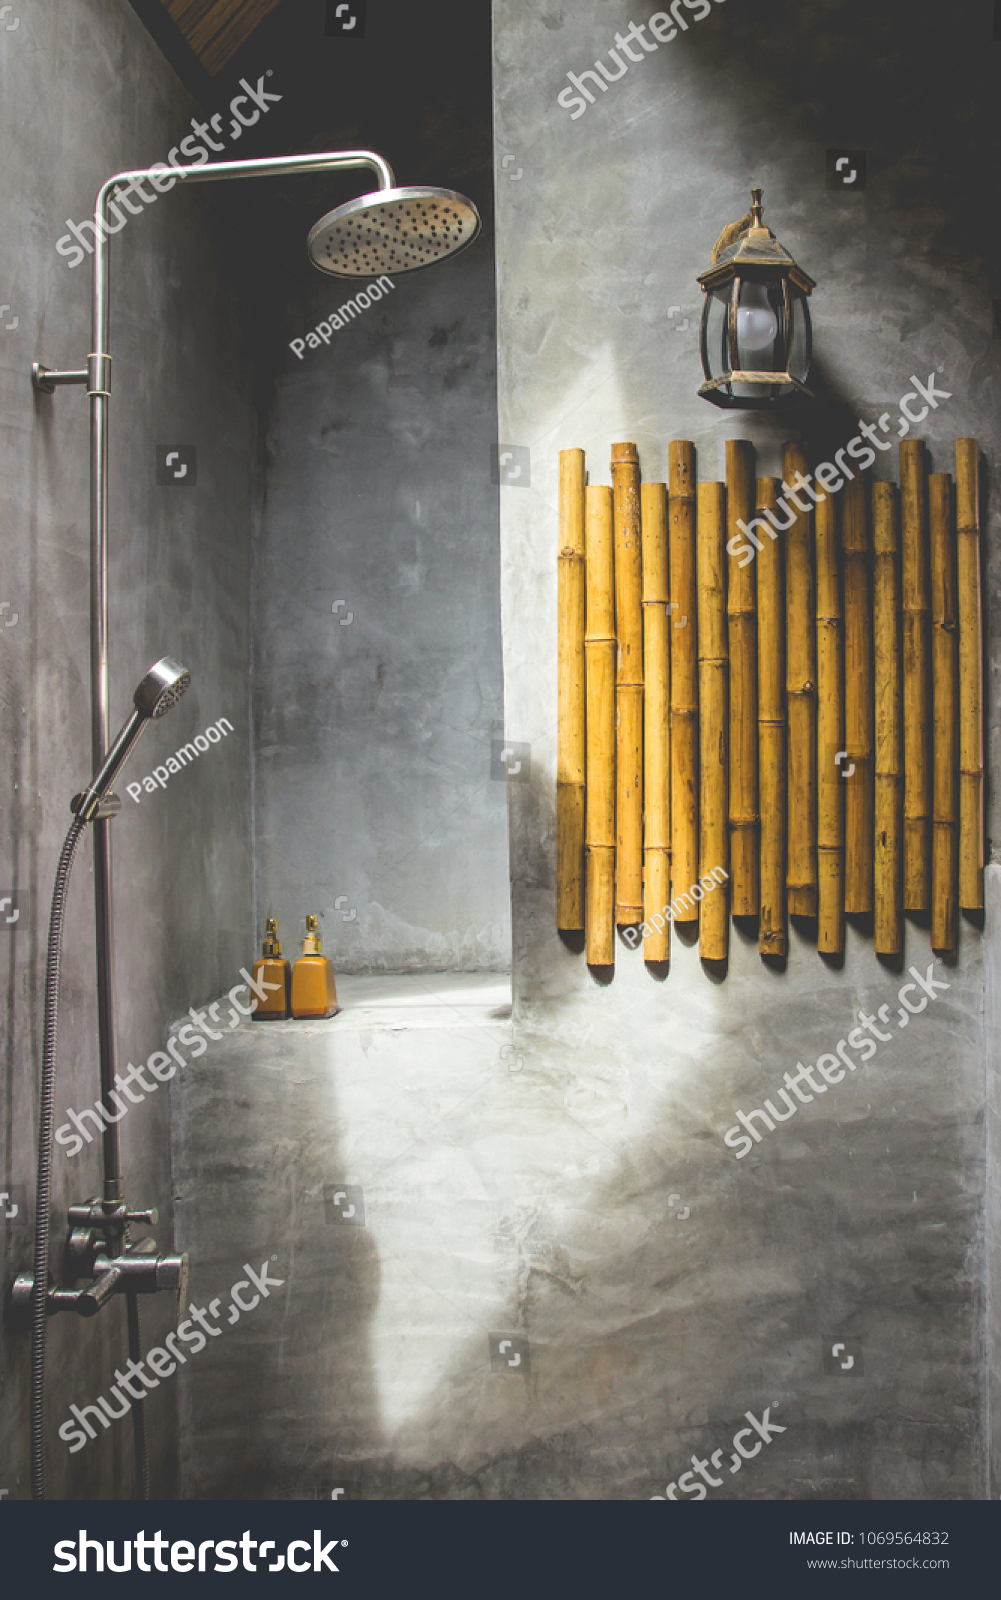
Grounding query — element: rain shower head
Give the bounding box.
[307,186,481,278]
[133,656,191,719]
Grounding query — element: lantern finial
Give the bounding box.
[748,189,770,237]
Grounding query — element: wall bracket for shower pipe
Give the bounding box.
[32,355,111,396]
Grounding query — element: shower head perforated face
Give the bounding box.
[307,186,481,278]
[133,657,191,720]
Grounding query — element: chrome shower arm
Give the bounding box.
[95,147,395,205]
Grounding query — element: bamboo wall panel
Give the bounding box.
[842,471,873,915]
[585,486,616,964]
[955,438,984,910]
[726,440,759,917]
[784,441,817,917]
[929,473,958,951]
[816,486,844,955]
[900,440,931,910]
[557,437,984,975]
[612,443,644,926]
[669,442,699,916]
[557,448,586,930]
[641,482,671,961]
[756,478,786,957]
[873,484,903,955]
[698,482,729,960]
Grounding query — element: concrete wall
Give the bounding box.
[10,0,991,1504]
[251,240,510,974]
[0,0,254,1498]
[170,0,998,1504]
[492,0,997,1498]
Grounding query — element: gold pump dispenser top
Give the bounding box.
[302,914,322,955]
[262,917,282,957]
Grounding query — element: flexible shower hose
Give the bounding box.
[30,814,85,1499]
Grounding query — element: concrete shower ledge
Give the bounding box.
[233,971,514,1034]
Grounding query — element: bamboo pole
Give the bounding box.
[698,481,729,960]
[669,442,698,918]
[815,484,844,955]
[756,478,786,957]
[557,448,587,930]
[900,439,930,911]
[930,473,958,951]
[955,438,984,911]
[612,442,644,927]
[726,440,759,917]
[641,482,671,961]
[585,485,616,964]
[784,442,817,917]
[873,484,903,955]
[842,470,873,915]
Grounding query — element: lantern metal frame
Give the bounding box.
[696,189,816,409]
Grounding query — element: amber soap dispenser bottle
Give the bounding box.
[291,914,339,1020]
[252,918,291,1020]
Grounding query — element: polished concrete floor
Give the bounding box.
[172,962,982,1500]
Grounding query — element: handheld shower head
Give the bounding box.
[132,657,191,719]
[72,656,192,821]
[307,186,480,278]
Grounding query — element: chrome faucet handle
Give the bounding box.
[76,1263,123,1317]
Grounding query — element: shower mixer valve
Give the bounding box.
[13,1195,187,1320]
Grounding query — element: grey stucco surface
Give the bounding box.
[251,246,510,974]
[491,0,998,1499]
[0,0,254,1498]
[169,0,998,1501]
[4,0,998,1506]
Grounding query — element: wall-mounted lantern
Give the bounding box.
[697,189,815,409]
